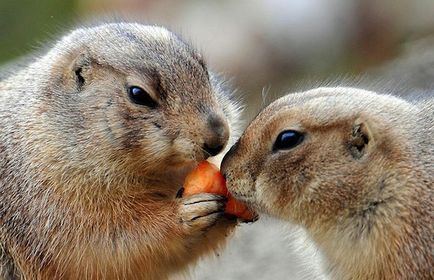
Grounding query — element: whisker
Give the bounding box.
[261,85,272,107]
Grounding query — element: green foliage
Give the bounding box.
[0,0,76,63]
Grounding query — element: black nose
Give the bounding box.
[203,143,225,157]
[202,114,229,157]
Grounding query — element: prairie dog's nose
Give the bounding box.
[203,114,230,157]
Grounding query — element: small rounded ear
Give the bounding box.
[64,51,92,91]
[349,118,375,159]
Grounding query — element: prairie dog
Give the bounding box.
[222,87,433,280]
[0,23,241,279]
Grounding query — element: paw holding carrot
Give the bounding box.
[181,161,258,222]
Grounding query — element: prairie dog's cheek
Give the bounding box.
[171,138,197,159]
[229,176,253,198]
[255,175,280,216]
[255,174,292,219]
[146,136,172,157]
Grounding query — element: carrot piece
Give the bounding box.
[225,194,257,221]
[183,161,257,222]
[183,161,228,196]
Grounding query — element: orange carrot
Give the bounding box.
[225,194,258,221]
[183,161,228,196]
[183,161,257,222]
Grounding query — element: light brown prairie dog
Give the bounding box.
[0,23,241,279]
[222,87,433,280]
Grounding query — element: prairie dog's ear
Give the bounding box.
[348,117,375,159]
[68,52,92,91]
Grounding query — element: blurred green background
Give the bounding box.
[0,0,76,62]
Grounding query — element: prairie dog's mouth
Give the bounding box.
[230,192,255,204]
[231,191,265,214]
[169,160,197,177]
[145,159,197,189]
[226,183,255,202]
[170,158,197,169]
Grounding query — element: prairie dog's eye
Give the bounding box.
[128,86,157,108]
[273,130,304,152]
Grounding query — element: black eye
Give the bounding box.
[273,130,304,152]
[128,86,158,108]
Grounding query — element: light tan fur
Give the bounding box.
[0,23,242,280]
[222,87,433,280]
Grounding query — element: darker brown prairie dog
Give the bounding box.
[222,87,433,280]
[0,23,241,279]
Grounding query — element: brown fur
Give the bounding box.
[0,23,242,279]
[222,87,433,280]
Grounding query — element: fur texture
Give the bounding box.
[0,23,241,279]
[222,87,433,280]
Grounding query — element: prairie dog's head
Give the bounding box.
[222,87,417,231]
[37,23,239,179]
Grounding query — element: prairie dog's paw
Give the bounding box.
[178,193,227,235]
